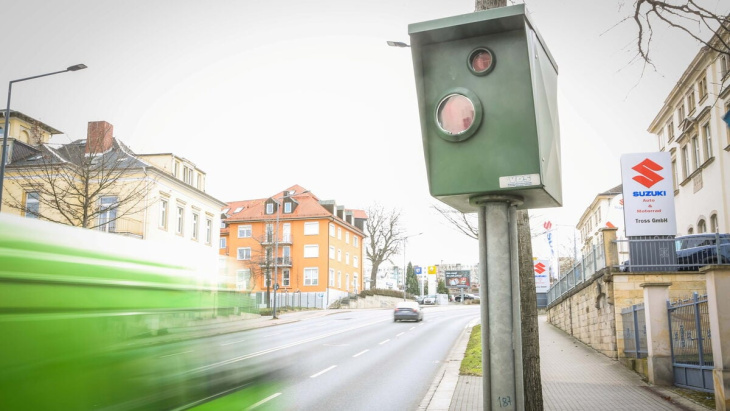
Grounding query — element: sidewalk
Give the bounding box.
[423,314,711,411]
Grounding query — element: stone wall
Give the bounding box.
[546,269,618,358]
[348,294,405,309]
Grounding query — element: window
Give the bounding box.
[688,227,694,234]
[99,196,118,233]
[721,54,729,78]
[183,166,190,183]
[686,89,695,113]
[337,249,342,261]
[692,136,700,169]
[702,123,712,160]
[233,206,243,213]
[697,219,706,234]
[698,76,708,100]
[304,244,319,258]
[710,214,718,233]
[337,227,342,240]
[682,145,690,178]
[220,237,227,249]
[282,269,290,287]
[159,199,168,229]
[329,223,335,237]
[173,161,179,178]
[284,202,292,213]
[282,223,291,242]
[338,271,342,288]
[192,213,199,240]
[282,246,291,264]
[671,160,678,191]
[24,191,39,219]
[304,268,318,286]
[667,121,674,142]
[265,224,274,242]
[205,219,212,244]
[238,225,252,238]
[353,236,359,247]
[345,232,350,244]
[304,222,319,235]
[236,269,251,291]
[266,203,274,215]
[329,269,335,286]
[237,247,252,260]
[329,246,335,259]
[354,256,359,268]
[677,104,685,122]
[176,206,184,235]
[346,252,350,265]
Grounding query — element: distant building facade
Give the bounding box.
[576,184,627,263]
[219,186,367,308]
[1,114,225,277]
[647,32,730,235]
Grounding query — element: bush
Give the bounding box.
[460,324,483,376]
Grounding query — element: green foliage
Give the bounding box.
[358,288,414,299]
[460,325,483,376]
[437,279,449,294]
[406,262,420,295]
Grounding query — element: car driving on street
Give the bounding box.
[393,301,423,322]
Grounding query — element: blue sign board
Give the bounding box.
[414,266,422,275]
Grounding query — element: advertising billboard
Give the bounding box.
[620,152,677,236]
[533,260,550,293]
[445,270,470,288]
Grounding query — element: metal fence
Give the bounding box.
[621,303,647,358]
[255,291,327,310]
[615,233,729,272]
[546,237,605,305]
[668,293,714,392]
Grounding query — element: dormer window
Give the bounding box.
[284,202,292,213]
[266,203,274,214]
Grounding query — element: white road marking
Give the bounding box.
[245,392,282,410]
[396,332,405,337]
[158,350,193,358]
[220,339,246,346]
[310,365,337,378]
[352,349,369,358]
[379,339,390,345]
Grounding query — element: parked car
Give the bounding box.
[454,293,479,302]
[422,295,437,305]
[676,233,730,271]
[393,301,423,322]
[414,295,425,304]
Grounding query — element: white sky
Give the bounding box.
[3,0,726,268]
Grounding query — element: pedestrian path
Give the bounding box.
[445,315,708,410]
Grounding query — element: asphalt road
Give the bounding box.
[194,305,481,410]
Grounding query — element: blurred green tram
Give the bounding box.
[0,214,268,410]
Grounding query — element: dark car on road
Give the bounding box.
[676,233,730,271]
[394,301,423,322]
[454,293,479,302]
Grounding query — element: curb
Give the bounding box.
[419,317,480,411]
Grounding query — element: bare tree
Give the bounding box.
[628,0,729,66]
[432,203,478,239]
[3,123,154,230]
[364,204,403,289]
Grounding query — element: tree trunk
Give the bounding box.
[473,1,544,409]
[517,210,544,411]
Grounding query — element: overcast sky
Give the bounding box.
[3,0,726,267]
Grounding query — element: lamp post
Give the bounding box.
[401,232,423,301]
[0,64,87,211]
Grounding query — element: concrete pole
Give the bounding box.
[705,267,730,410]
[475,195,524,410]
[640,282,673,386]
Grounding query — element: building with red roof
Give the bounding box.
[220,185,367,308]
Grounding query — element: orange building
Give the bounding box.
[219,185,367,308]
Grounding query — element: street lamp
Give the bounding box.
[0,64,87,211]
[401,232,423,301]
[386,41,410,48]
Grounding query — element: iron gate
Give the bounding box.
[668,293,714,392]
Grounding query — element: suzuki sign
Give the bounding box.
[620,152,677,236]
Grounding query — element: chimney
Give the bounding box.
[86,121,114,155]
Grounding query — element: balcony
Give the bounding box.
[259,257,292,268]
[99,217,143,239]
[261,234,293,246]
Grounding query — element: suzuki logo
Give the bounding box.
[632,159,664,188]
[534,262,546,274]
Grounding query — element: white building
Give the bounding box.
[576,184,628,263]
[647,33,730,235]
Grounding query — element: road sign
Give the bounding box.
[415,266,422,275]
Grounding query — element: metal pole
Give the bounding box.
[474,194,523,411]
[403,238,407,301]
[272,201,280,319]
[0,65,86,211]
